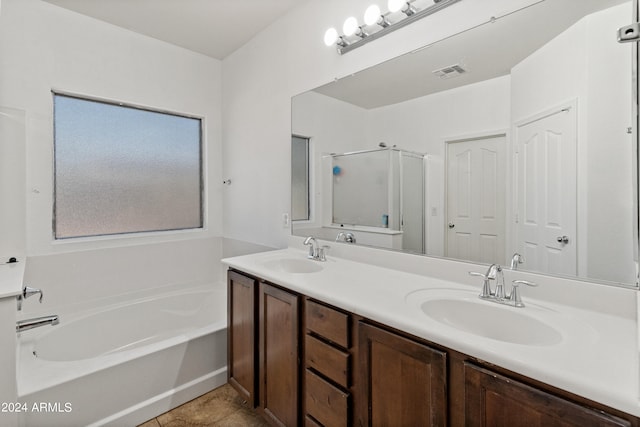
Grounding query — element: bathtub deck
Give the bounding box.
[138,384,269,427]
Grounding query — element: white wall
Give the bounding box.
[20,238,224,316]
[221,0,540,248]
[0,107,26,259]
[584,4,635,284]
[0,0,223,257]
[511,3,635,284]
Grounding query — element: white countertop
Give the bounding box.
[222,247,640,417]
[0,257,25,299]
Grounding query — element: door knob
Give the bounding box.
[556,235,569,244]
[448,223,455,229]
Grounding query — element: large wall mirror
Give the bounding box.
[292,0,639,288]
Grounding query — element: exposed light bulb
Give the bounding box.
[343,17,359,36]
[324,28,338,46]
[321,0,458,54]
[387,0,405,13]
[364,4,381,26]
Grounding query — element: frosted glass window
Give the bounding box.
[53,93,203,239]
[291,135,310,221]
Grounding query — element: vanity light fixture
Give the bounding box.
[324,0,461,54]
[364,5,387,27]
[364,4,392,28]
[323,28,349,48]
[324,27,339,46]
[343,16,359,37]
[388,0,417,16]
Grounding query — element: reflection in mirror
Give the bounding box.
[292,0,638,287]
[291,135,310,221]
[325,148,426,252]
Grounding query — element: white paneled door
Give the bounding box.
[515,105,577,276]
[446,134,507,264]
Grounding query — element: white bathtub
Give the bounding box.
[16,284,228,427]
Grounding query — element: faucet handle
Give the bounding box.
[469,271,493,299]
[318,245,330,262]
[468,271,488,279]
[17,286,43,311]
[23,286,43,303]
[512,280,537,287]
[510,280,538,307]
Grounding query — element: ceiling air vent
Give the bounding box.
[432,64,467,79]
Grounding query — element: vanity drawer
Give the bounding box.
[305,415,322,427]
[305,300,350,348]
[305,369,349,427]
[305,334,350,388]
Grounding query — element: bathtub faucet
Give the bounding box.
[16,315,59,333]
[16,285,43,311]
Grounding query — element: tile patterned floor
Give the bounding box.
[138,384,270,427]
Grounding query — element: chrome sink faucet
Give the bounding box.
[469,264,537,307]
[488,264,506,300]
[304,236,318,259]
[304,236,329,261]
[510,253,524,270]
[335,232,356,244]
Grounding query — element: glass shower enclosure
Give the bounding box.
[328,148,426,253]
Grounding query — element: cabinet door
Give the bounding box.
[227,271,257,406]
[357,322,447,427]
[259,283,300,427]
[464,363,631,427]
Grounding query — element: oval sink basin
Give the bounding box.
[261,258,324,274]
[420,298,562,346]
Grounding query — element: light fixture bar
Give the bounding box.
[337,0,462,55]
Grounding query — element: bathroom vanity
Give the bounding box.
[272,0,640,424]
[223,249,640,427]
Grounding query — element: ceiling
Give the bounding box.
[41,0,307,59]
[313,0,628,109]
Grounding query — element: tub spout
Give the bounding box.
[16,315,59,333]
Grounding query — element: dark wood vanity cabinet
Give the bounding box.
[357,322,447,427]
[228,269,640,427]
[227,270,258,406]
[258,282,300,427]
[227,270,301,426]
[464,363,632,427]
